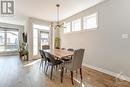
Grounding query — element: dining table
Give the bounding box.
[44,49,74,83]
[44,49,74,59]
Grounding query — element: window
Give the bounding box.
[0,29,19,52]
[72,19,81,31]
[40,31,49,49]
[64,22,71,33]
[83,13,97,29]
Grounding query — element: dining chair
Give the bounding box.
[67,48,74,51]
[61,49,85,84]
[62,48,74,62]
[42,45,50,50]
[39,50,48,72]
[61,48,74,73]
[61,48,66,50]
[44,51,63,80]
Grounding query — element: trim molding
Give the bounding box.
[83,64,130,82]
[0,51,18,56]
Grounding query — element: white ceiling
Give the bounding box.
[0,0,105,25]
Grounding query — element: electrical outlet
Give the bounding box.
[122,33,129,39]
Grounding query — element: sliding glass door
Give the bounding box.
[0,30,5,51]
[0,29,19,52]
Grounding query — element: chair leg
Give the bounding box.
[56,65,58,70]
[44,60,47,72]
[61,66,64,83]
[50,66,54,80]
[64,63,67,73]
[76,70,78,74]
[26,54,28,61]
[45,64,49,74]
[39,59,43,70]
[80,68,82,80]
[41,60,43,70]
[65,68,67,73]
[71,71,74,85]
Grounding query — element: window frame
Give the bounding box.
[83,13,98,30]
[72,18,81,32]
[0,29,19,52]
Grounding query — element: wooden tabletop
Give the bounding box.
[45,49,74,59]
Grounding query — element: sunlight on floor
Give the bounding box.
[23,59,41,67]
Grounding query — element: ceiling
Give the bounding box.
[0,0,105,25]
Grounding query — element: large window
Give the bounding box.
[63,12,98,33]
[0,29,19,52]
[72,19,81,31]
[83,13,98,29]
[64,22,71,33]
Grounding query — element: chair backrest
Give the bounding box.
[67,48,74,51]
[71,49,85,70]
[44,51,56,64]
[42,45,50,50]
[61,48,66,50]
[39,50,46,58]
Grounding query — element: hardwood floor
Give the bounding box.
[0,55,130,87]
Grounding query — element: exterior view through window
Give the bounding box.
[72,19,81,31]
[83,13,98,29]
[40,31,49,49]
[0,28,19,52]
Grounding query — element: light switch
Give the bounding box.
[122,33,129,39]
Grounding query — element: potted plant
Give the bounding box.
[54,37,60,49]
[19,42,29,60]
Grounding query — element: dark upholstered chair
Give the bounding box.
[67,48,74,51]
[42,45,50,50]
[61,48,66,50]
[44,51,63,80]
[39,50,48,71]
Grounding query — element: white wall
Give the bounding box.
[26,17,50,59]
[60,0,130,78]
[26,17,59,59]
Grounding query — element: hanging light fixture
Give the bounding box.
[54,3,65,29]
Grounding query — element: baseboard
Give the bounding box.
[83,64,130,82]
[0,51,18,56]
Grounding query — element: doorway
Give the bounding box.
[33,24,50,56]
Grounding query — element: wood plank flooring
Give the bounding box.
[0,55,130,87]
